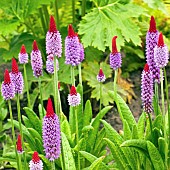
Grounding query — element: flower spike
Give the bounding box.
[49,16,57,32]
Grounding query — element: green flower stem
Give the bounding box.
[99,82,102,112]
[17,94,28,169]
[8,100,20,170]
[23,64,30,108]
[43,5,49,29]
[160,68,168,168]
[53,57,59,116]
[81,0,86,17]
[154,82,159,116]
[38,77,44,117]
[18,154,22,170]
[72,0,75,23]
[148,113,153,138]
[71,66,75,86]
[51,161,55,170]
[39,8,46,34]
[113,69,123,121]
[78,64,83,112]
[54,0,60,30]
[75,106,80,170]
[164,68,170,168]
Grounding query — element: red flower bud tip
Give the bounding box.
[68,24,75,37]
[112,36,118,54]
[4,69,11,84]
[58,82,60,90]
[33,40,39,51]
[158,32,164,47]
[149,16,157,33]
[70,86,77,96]
[144,63,149,72]
[12,58,19,73]
[20,44,26,54]
[49,16,57,32]
[32,151,40,163]
[99,68,104,76]
[46,98,54,117]
[17,134,22,152]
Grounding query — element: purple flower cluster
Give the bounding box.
[42,98,61,161]
[65,25,81,66]
[97,68,106,82]
[18,44,28,64]
[141,64,153,114]
[31,40,43,77]
[10,58,24,94]
[154,32,169,68]
[1,69,15,100]
[146,16,160,83]
[46,54,59,74]
[68,86,81,106]
[46,16,62,57]
[110,36,122,70]
[29,151,43,170]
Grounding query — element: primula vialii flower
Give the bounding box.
[46,54,59,74]
[29,151,43,170]
[141,64,153,114]
[146,16,160,83]
[42,98,61,161]
[110,36,122,70]
[31,40,43,77]
[18,44,28,64]
[97,68,106,82]
[65,24,81,66]
[68,86,81,106]
[17,134,23,153]
[46,16,62,57]
[1,69,15,100]
[10,58,24,94]
[154,33,169,68]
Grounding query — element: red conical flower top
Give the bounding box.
[17,134,22,153]
[112,36,118,54]
[33,40,39,51]
[46,98,54,117]
[4,69,11,84]
[68,24,75,37]
[20,44,26,54]
[49,16,57,32]
[32,151,40,163]
[149,16,157,33]
[158,33,164,47]
[11,58,19,73]
[70,86,77,96]
[99,68,104,76]
[144,63,149,72]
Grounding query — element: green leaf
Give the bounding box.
[147,141,164,170]
[88,156,105,170]
[61,119,72,142]
[80,151,109,170]
[27,128,42,144]
[137,112,146,139]
[23,107,42,135]
[158,137,165,161]
[61,132,76,170]
[104,138,126,170]
[83,100,92,127]
[22,115,32,128]
[131,125,138,139]
[79,1,145,51]
[109,91,136,129]
[88,106,112,152]
[153,114,163,130]
[123,120,131,140]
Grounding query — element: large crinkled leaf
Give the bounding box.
[78,1,146,51]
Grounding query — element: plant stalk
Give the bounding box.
[72,0,75,23]
[71,66,75,86]
[154,82,159,116]
[53,57,59,116]
[8,100,20,170]
[23,64,30,108]
[38,77,44,117]
[17,94,28,169]
[81,0,86,17]
[78,64,83,113]
[99,82,102,112]
[54,0,60,29]
[51,161,55,170]
[39,8,46,34]
[75,106,80,170]
[113,69,118,102]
